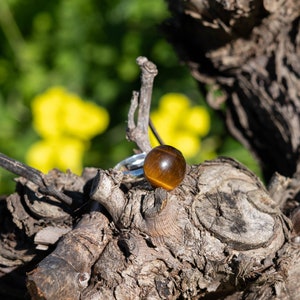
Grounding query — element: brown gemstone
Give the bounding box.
[143,145,186,190]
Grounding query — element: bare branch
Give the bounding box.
[126,56,158,153]
[0,153,73,205]
[127,91,139,131]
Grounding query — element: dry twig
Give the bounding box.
[0,153,73,205]
[126,56,158,153]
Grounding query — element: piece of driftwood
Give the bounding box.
[2,1,300,296]
[0,52,299,300]
[24,158,294,299]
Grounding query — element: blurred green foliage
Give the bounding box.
[0,0,261,195]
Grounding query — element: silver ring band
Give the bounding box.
[114,153,146,177]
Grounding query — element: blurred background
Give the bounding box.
[0,0,260,195]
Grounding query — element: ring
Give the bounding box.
[114,152,146,178]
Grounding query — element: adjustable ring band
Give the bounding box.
[114,152,146,178]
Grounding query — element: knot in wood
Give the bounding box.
[142,190,183,243]
[191,158,285,251]
[118,232,139,257]
[77,272,90,289]
[136,56,158,76]
[142,188,168,218]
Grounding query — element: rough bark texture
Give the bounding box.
[163,0,300,181]
[1,1,300,299]
[1,157,298,300]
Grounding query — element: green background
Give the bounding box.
[0,0,260,195]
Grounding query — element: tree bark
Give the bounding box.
[1,1,300,299]
[163,0,300,182]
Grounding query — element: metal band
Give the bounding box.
[114,152,146,178]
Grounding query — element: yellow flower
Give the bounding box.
[63,98,109,140]
[149,93,210,159]
[31,87,65,138]
[31,87,109,140]
[26,137,87,175]
[185,106,210,136]
[27,86,110,174]
[170,133,201,158]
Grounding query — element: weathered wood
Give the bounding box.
[27,210,111,299]
[24,157,295,299]
[0,168,96,299]
[163,0,300,181]
[126,56,158,154]
[1,2,300,294]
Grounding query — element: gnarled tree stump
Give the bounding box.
[1,0,300,298]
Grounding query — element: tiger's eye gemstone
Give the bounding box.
[143,145,186,190]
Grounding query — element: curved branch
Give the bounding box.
[126,56,158,153]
